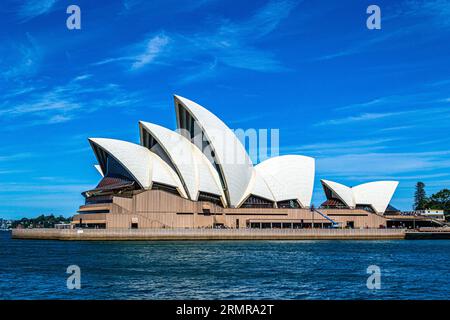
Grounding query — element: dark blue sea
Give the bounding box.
[0,231,449,300]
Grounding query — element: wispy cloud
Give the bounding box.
[177,58,218,84]
[1,33,41,79]
[131,34,171,69]
[285,138,397,155]
[0,153,34,162]
[317,150,450,178]
[316,107,450,126]
[0,182,92,194]
[334,92,445,111]
[314,28,411,61]
[400,0,450,27]
[72,74,92,82]
[0,75,143,128]
[315,0,450,62]
[121,0,218,14]
[315,111,406,126]
[94,33,171,70]
[0,170,29,175]
[379,125,415,132]
[95,0,298,81]
[18,0,58,22]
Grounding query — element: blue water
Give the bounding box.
[0,231,449,300]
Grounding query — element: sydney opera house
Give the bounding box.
[73,95,403,229]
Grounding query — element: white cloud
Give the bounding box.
[1,33,41,80]
[315,112,406,126]
[18,0,58,21]
[131,34,171,70]
[317,151,450,177]
[72,74,92,82]
[284,138,398,156]
[315,107,450,126]
[0,153,33,162]
[94,1,299,81]
[0,77,143,128]
[93,33,170,70]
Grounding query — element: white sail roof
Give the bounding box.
[321,179,399,213]
[139,122,226,205]
[255,155,315,208]
[321,179,355,208]
[88,138,187,198]
[352,181,399,214]
[174,95,254,207]
[239,170,276,205]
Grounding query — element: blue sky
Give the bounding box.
[1,0,449,219]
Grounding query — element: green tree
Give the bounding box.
[11,214,71,229]
[414,181,427,210]
[427,189,450,213]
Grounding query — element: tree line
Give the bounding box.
[11,214,71,229]
[414,182,450,213]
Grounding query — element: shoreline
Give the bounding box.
[12,228,407,241]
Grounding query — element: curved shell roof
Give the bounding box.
[174,95,254,207]
[352,181,399,213]
[139,121,226,204]
[321,179,354,208]
[240,170,276,205]
[321,179,399,213]
[89,138,187,198]
[255,155,315,207]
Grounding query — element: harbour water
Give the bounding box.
[0,231,449,300]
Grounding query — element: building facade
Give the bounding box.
[73,95,404,229]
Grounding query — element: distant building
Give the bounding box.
[0,219,12,230]
[416,210,445,221]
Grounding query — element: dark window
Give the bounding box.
[106,155,135,182]
[241,195,274,208]
[131,223,138,229]
[250,222,261,229]
[277,199,301,208]
[85,195,114,205]
[385,204,400,214]
[77,210,110,214]
[198,191,222,205]
[355,204,375,213]
[320,198,348,209]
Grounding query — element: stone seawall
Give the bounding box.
[12,228,406,241]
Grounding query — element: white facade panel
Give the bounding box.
[241,170,276,205]
[321,179,399,213]
[139,122,225,204]
[174,95,254,207]
[352,181,399,214]
[88,138,187,198]
[321,179,355,208]
[255,155,315,208]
